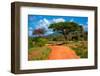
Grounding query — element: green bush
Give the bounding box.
[34,37,48,47]
[72,47,88,58]
[28,37,48,49]
[68,41,88,58]
[28,37,33,49]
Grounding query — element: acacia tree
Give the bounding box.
[49,22,83,41]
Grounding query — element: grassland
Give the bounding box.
[28,46,51,60]
[66,41,88,58]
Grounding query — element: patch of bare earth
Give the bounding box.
[48,45,80,60]
[28,51,41,60]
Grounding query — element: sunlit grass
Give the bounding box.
[28,46,51,60]
[66,41,88,58]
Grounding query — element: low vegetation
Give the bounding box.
[66,41,88,58]
[28,21,88,60]
[28,46,51,60]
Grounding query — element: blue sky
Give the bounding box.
[28,14,88,36]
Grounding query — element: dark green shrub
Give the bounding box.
[34,37,48,47]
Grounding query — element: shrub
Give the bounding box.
[68,41,88,58]
[72,47,88,58]
[34,37,48,47]
[28,37,33,49]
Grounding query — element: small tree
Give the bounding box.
[32,28,48,47]
[32,28,46,37]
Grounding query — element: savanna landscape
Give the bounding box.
[28,15,88,61]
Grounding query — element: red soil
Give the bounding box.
[48,45,80,60]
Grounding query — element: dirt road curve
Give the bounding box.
[48,45,80,60]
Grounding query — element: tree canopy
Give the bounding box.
[49,22,84,40]
[32,28,46,37]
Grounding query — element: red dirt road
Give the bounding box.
[48,45,80,60]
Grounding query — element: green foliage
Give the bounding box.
[72,48,88,58]
[47,33,65,41]
[49,22,82,32]
[28,37,48,49]
[69,41,88,58]
[28,37,33,49]
[84,31,88,40]
[34,37,48,47]
[49,22,84,41]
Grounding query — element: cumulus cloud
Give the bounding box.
[28,27,33,36]
[43,18,50,25]
[28,30,32,36]
[35,18,66,30]
[36,18,50,30]
[34,18,53,35]
[70,18,74,22]
[32,18,66,36]
[45,29,53,35]
[53,18,65,23]
[79,23,83,25]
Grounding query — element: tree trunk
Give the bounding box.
[62,30,68,41]
[63,34,67,40]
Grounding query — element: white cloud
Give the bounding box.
[34,18,55,36]
[29,27,33,31]
[45,30,54,35]
[80,24,83,26]
[53,18,65,23]
[70,18,74,22]
[36,18,50,30]
[28,27,33,36]
[34,18,66,36]
[36,18,66,31]
[43,18,50,25]
[28,30,32,36]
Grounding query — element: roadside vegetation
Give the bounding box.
[66,41,88,58]
[28,21,88,60]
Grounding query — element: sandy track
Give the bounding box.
[48,45,80,60]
